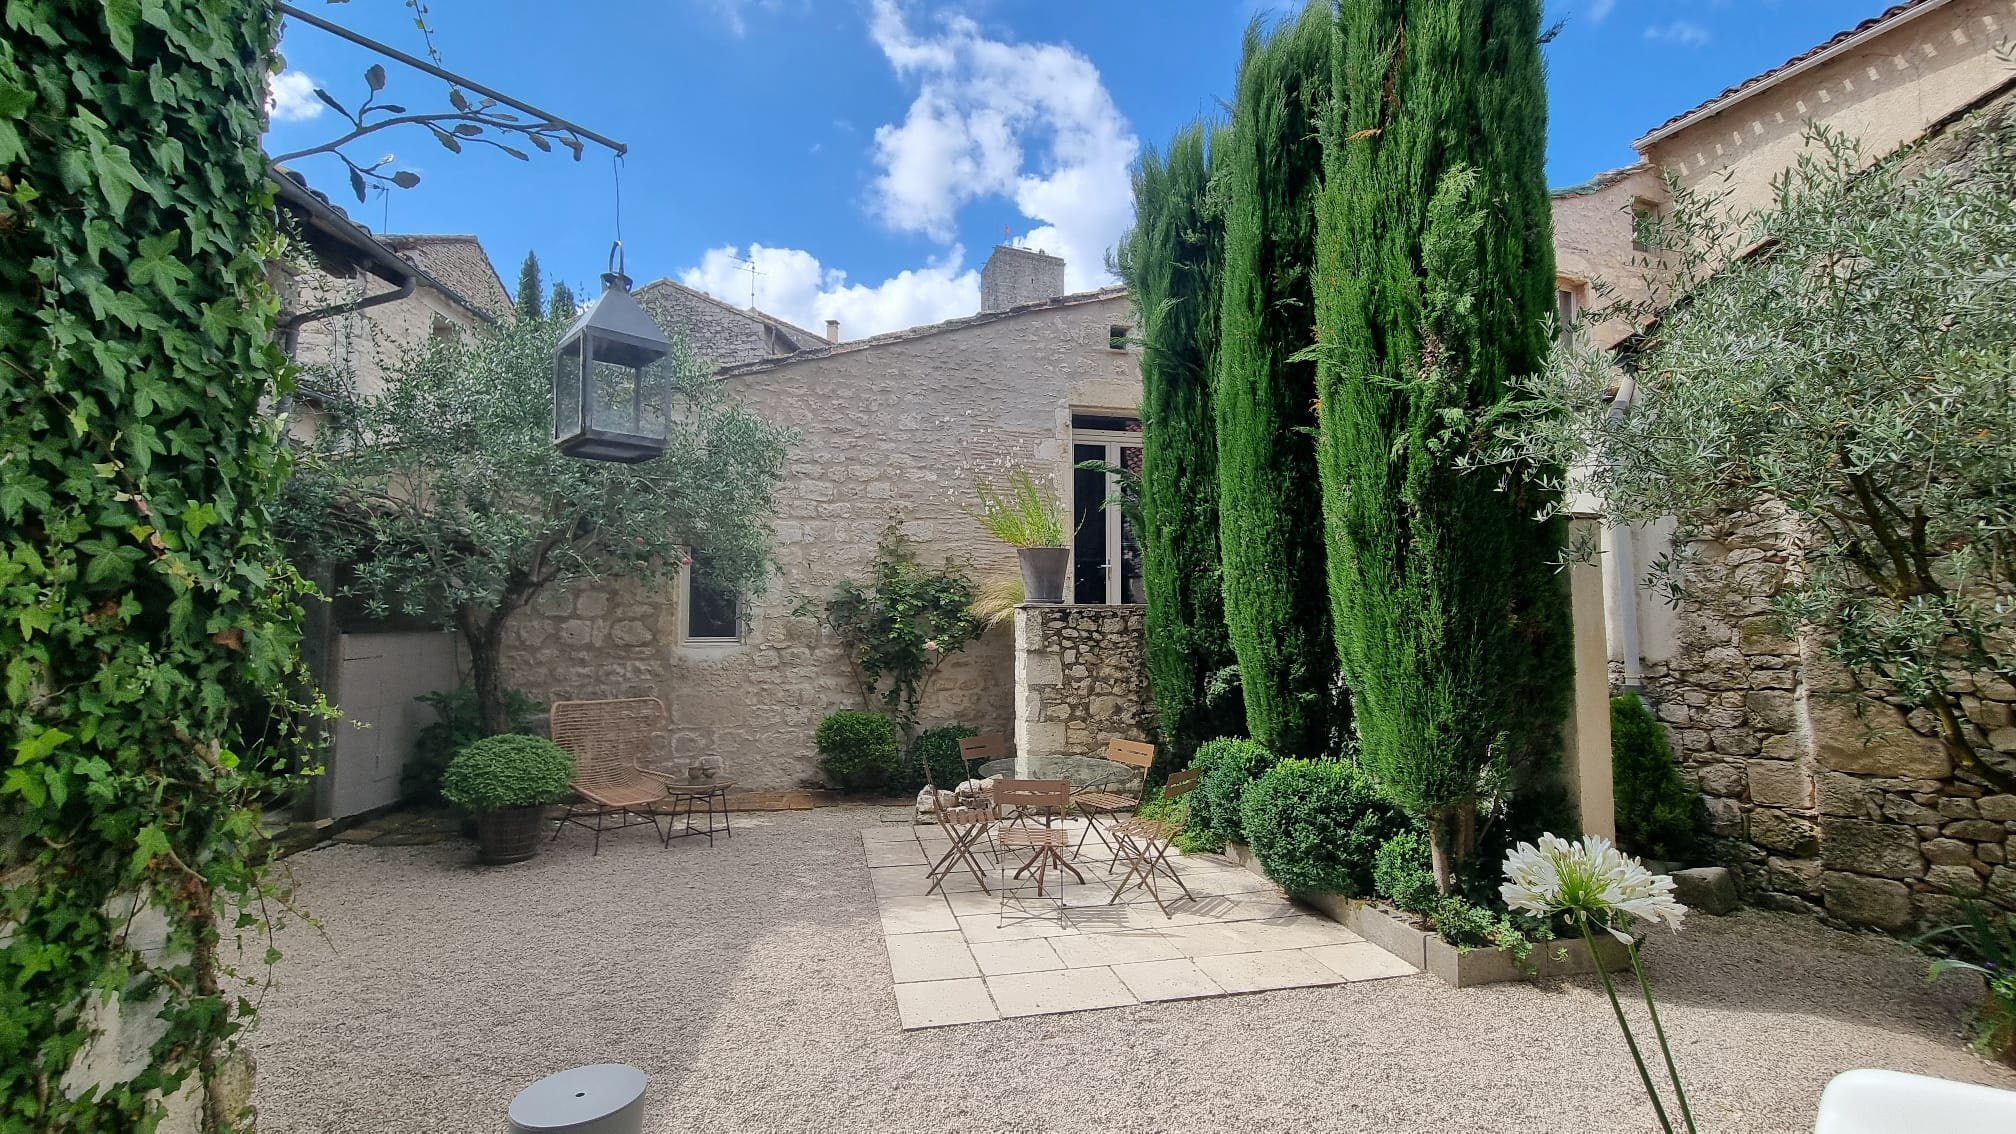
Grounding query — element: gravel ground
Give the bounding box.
[245,805,2016,1133]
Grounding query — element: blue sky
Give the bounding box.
[265,0,1898,336]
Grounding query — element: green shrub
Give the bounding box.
[1427,898,1553,967]
[1612,693,1699,861]
[1134,785,1226,855]
[1189,737,1280,843]
[440,735,575,812]
[404,684,546,804]
[817,710,900,792]
[1239,758,1408,896]
[1372,830,1439,915]
[904,723,980,791]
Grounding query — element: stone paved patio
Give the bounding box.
[865,822,1417,1028]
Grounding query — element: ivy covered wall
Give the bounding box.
[1,2,312,1128]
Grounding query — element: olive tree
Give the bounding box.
[1497,119,2016,794]
[278,314,794,734]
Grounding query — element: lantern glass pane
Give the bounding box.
[585,334,672,442]
[552,337,584,442]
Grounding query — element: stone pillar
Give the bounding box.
[1013,606,1064,769]
[1563,516,1618,841]
[1011,604,1154,765]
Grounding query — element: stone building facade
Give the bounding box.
[1549,0,2016,929]
[634,277,830,368]
[500,257,1143,790]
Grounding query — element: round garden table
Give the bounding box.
[975,754,1142,791]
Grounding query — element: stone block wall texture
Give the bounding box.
[979,245,1068,312]
[499,292,1143,789]
[634,278,822,369]
[1636,510,2016,933]
[1013,604,1156,762]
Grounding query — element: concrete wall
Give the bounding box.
[499,292,1143,790]
[1012,604,1155,764]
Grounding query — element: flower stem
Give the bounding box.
[1582,915,1676,1134]
[1628,939,1697,1134]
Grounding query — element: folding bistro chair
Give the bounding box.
[955,733,1008,785]
[1108,767,1200,916]
[922,784,994,894]
[1070,738,1155,863]
[992,778,1081,921]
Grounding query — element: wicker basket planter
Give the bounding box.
[474,806,547,865]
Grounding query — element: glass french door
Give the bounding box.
[1071,415,1144,605]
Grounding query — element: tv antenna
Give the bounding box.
[728,254,762,309]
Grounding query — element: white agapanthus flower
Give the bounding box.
[1501,833,1688,942]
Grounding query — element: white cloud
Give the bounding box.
[695,0,782,37]
[1586,0,1616,22]
[680,242,980,340]
[266,70,322,124]
[1644,19,1710,47]
[864,0,1138,292]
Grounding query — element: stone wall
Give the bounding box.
[1637,512,2016,932]
[980,245,1068,313]
[634,278,821,369]
[1013,604,1156,762]
[500,290,1143,789]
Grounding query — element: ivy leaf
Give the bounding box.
[105,0,141,61]
[182,501,219,538]
[390,170,420,189]
[131,824,171,873]
[3,767,45,807]
[14,727,71,765]
[128,231,193,295]
[364,63,387,92]
[90,139,155,215]
[0,78,35,118]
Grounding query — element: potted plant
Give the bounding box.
[439,734,576,864]
[971,467,1071,603]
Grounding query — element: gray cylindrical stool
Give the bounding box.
[507,1064,646,1134]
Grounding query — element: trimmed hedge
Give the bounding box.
[1372,830,1439,915]
[1612,693,1699,861]
[1188,737,1279,843]
[905,723,980,791]
[441,735,576,812]
[1239,758,1407,897]
[818,710,900,792]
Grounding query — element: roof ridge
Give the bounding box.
[716,284,1129,378]
[635,277,825,347]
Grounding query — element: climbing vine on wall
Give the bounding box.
[0,2,319,1129]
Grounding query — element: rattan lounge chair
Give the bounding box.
[548,697,732,854]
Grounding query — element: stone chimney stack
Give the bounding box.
[824,319,839,344]
[979,245,1066,313]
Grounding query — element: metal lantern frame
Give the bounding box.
[553,243,674,463]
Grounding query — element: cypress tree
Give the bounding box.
[516,250,544,321]
[1214,5,1342,758]
[549,279,578,322]
[1116,121,1244,769]
[1313,0,1573,891]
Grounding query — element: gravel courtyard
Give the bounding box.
[247,805,2016,1133]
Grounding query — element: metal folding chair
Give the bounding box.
[992,778,1081,921]
[1070,738,1154,864]
[1108,767,1200,916]
[923,786,994,894]
[955,733,1007,784]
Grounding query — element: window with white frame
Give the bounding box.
[1070,411,1145,605]
[683,554,741,644]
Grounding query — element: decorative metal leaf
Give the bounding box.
[452,123,483,136]
[528,133,551,153]
[390,170,421,189]
[364,64,386,91]
[348,165,366,202]
[500,145,527,161]
[313,88,349,119]
[448,87,470,112]
[432,127,462,154]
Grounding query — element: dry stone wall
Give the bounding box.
[1013,605,1156,760]
[1641,515,2016,932]
[500,293,1143,789]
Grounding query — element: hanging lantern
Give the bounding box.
[553,243,674,463]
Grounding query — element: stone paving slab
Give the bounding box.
[864,824,1419,1029]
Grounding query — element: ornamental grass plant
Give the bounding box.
[968,467,1069,547]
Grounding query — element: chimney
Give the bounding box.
[979,245,1066,313]
[824,319,839,344]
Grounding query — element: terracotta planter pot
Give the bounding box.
[1017,546,1070,604]
[474,806,547,865]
